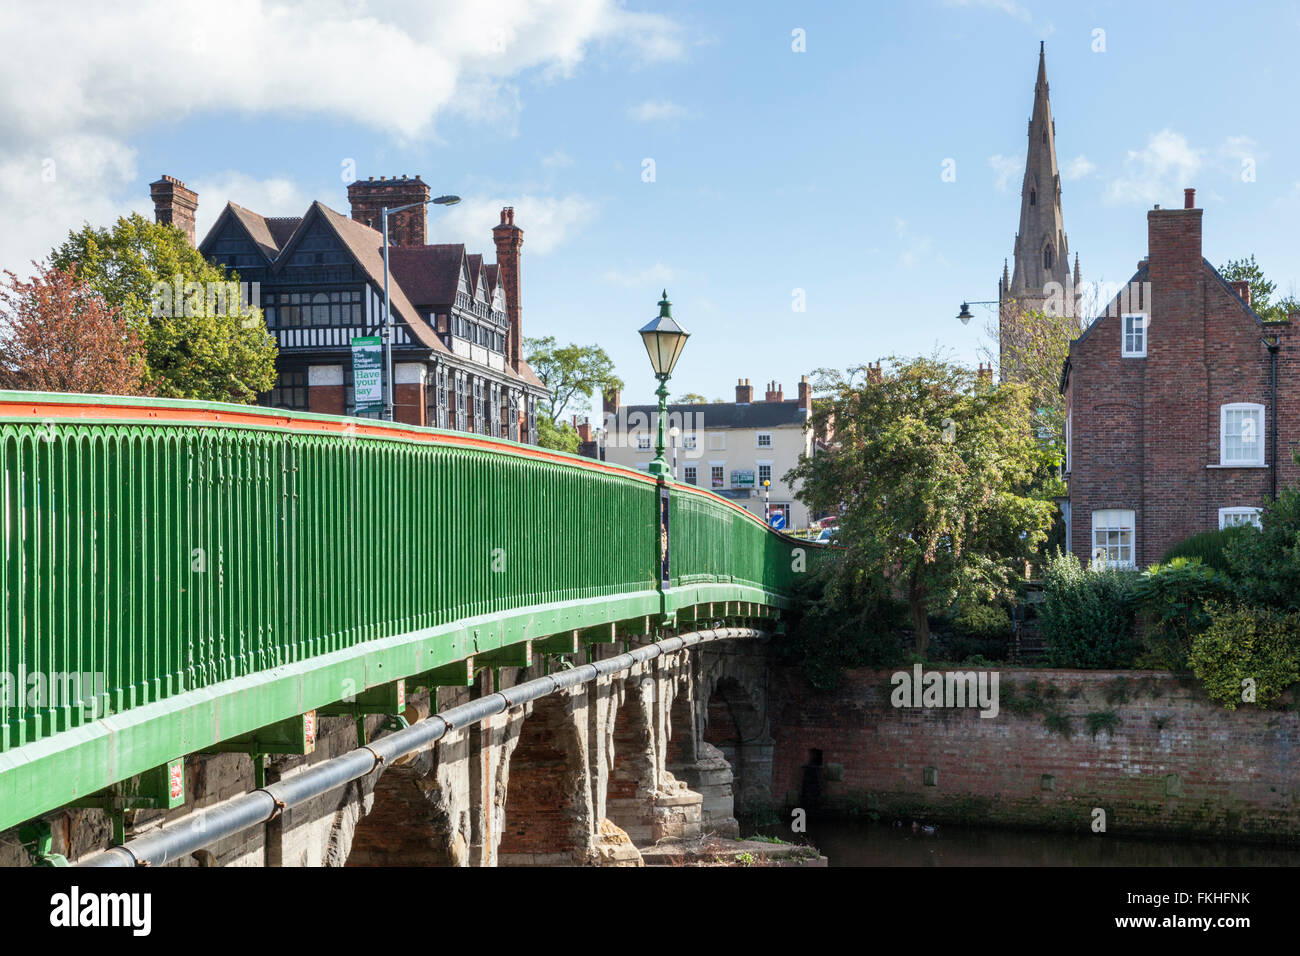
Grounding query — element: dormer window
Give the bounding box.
[1029,188,1036,206]
[1043,245,1053,270]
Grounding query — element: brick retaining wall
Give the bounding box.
[770,667,1300,843]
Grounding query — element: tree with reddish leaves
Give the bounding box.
[0,262,146,395]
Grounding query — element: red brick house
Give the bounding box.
[1061,188,1299,567]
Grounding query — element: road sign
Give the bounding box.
[769,511,786,530]
[351,335,382,414]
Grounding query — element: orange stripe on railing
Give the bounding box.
[0,397,791,532]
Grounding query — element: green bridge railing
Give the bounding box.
[0,392,810,833]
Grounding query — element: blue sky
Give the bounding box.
[2,0,1298,409]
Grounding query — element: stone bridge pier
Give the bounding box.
[2,633,776,867]
[340,637,774,866]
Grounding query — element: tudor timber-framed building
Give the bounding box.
[154,174,548,441]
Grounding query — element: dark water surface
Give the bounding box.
[754,819,1300,866]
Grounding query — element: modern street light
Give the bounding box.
[638,290,690,479]
[381,193,461,421]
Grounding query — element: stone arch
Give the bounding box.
[345,726,472,867]
[696,645,775,825]
[497,689,594,865]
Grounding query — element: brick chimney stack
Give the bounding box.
[347,175,430,246]
[867,362,883,384]
[797,374,812,412]
[736,378,753,403]
[1148,187,1203,299]
[977,362,993,386]
[493,207,525,373]
[765,381,784,402]
[1229,280,1252,306]
[602,386,621,415]
[150,175,198,246]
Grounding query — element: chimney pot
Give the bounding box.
[1184,187,1196,209]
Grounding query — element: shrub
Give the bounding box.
[1160,526,1251,572]
[1038,549,1139,668]
[1224,486,1300,612]
[952,603,1013,640]
[1188,603,1300,709]
[1130,558,1230,669]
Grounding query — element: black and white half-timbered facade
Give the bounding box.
[183,174,546,441]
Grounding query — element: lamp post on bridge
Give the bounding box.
[381,193,461,421]
[638,290,690,480]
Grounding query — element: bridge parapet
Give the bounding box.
[0,391,817,837]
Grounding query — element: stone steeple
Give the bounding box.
[1007,42,1072,300]
[999,42,1078,378]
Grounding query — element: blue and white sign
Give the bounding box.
[768,511,786,530]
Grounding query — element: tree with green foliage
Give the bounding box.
[1219,254,1300,323]
[787,356,1057,654]
[984,306,1085,454]
[49,213,277,403]
[674,391,709,404]
[775,552,906,690]
[524,335,623,425]
[536,416,580,453]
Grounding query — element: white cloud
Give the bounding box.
[1062,155,1096,180]
[627,99,689,122]
[988,154,1023,193]
[601,261,676,287]
[944,0,1031,22]
[428,193,597,256]
[541,148,575,169]
[1107,129,1203,205]
[191,172,314,241]
[892,218,948,270]
[0,135,143,273]
[0,0,681,271]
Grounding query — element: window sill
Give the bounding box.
[1207,463,1269,469]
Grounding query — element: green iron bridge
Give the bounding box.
[0,392,808,836]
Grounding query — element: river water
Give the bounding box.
[754,820,1300,866]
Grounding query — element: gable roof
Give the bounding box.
[621,400,808,429]
[1060,258,1269,393]
[197,199,551,390]
[265,217,302,249]
[386,244,466,308]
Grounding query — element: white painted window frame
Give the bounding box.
[1219,403,1265,467]
[1091,508,1136,569]
[1218,506,1262,530]
[1122,312,1148,358]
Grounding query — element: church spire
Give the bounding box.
[1005,41,1070,302]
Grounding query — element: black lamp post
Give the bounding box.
[381,193,460,421]
[956,299,998,325]
[638,290,690,479]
